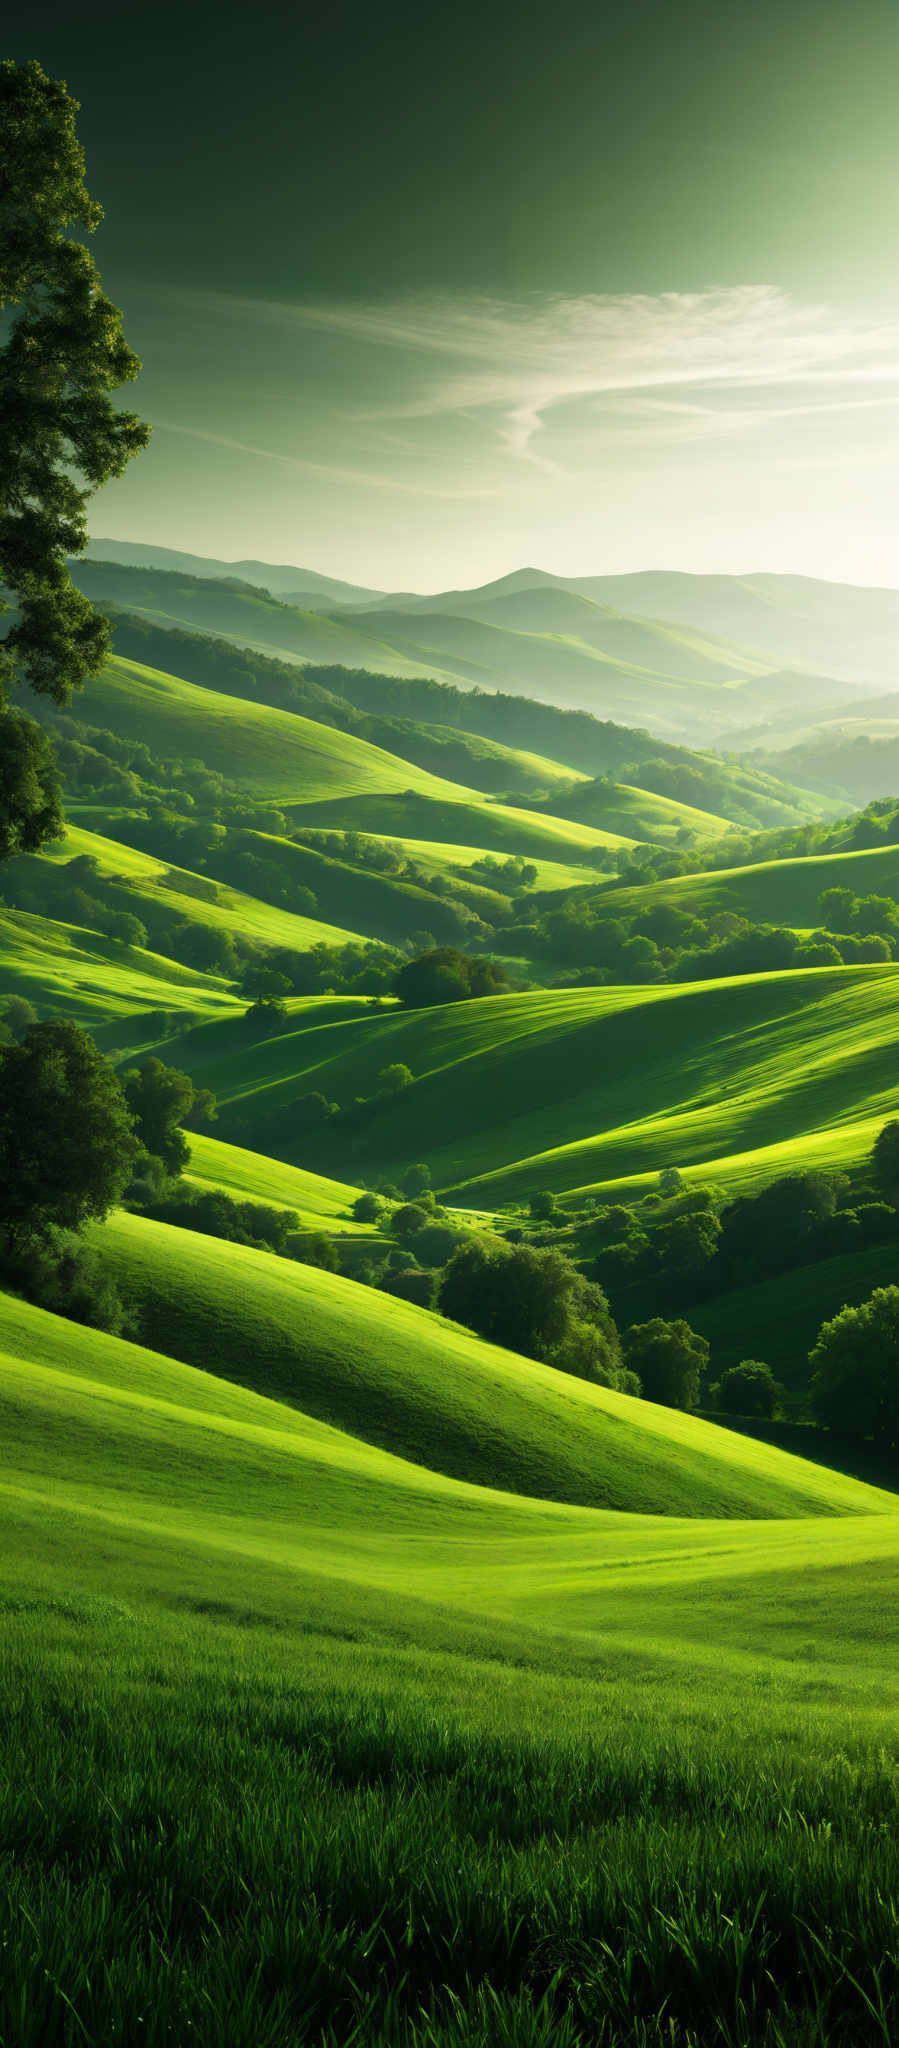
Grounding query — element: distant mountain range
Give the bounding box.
[82,541,899,746]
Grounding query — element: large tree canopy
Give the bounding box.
[0,1020,137,1244]
[0,60,149,852]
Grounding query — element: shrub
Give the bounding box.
[623,1317,707,1410]
[709,1359,779,1419]
[810,1286,899,1442]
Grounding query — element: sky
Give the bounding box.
[8,0,899,590]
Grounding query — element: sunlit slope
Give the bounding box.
[152,966,899,1197]
[292,789,633,859]
[50,1221,897,1520]
[545,778,731,841]
[44,825,367,951]
[0,906,241,1032]
[184,1130,368,1231]
[73,656,485,805]
[607,841,899,928]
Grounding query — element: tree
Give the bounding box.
[623,1317,707,1410]
[400,1162,431,1198]
[393,947,508,1009]
[818,887,856,933]
[528,1190,557,1222]
[872,1119,899,1207]
[0,62,149,853]
[352,1191,382,1223]
[658,1166,683,1197]
[0,708,64,859]
[390,1202,430,1242]
[378,1063,413,1095]
[0,1020,137,1243]
[710,1359,778,1418]
[810,1287,899,1443]
[438,1235,623,1385]
[122,1057,215,1177]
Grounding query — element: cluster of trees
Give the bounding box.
[589,1166,899,1319]
[2,849,247,980]
[511,885,899,986]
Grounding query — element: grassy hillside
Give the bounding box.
[144,967,899,1200]
[0,905,242,1034]
[4,1282,899,2045]
[44,823,367,951]
[184,1130,367,1230]
[71,655,477,806]
[605,840,899,929]
[292,788,632,858]
[542,776,732,841]
[31,1227,899,1525]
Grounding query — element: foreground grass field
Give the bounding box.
[2,1289,898,2045]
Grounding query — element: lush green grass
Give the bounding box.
[2,1287,899,2044]
[46,822,367,951]
[75,656,482,805]
[84,1209,892,1519]
[606,840,899,929]
[184,1129,368,1230]
[300,828,604,895]
[0,906,242,1032]
[545,778,732,843]
[290,788,633,858]
[147,964,899,1201]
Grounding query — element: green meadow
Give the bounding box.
[3,1286,899,2044]
[5,589,899,2047]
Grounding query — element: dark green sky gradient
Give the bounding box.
[10,0,899,300]
[6,2,899,583]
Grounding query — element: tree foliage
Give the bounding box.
[0,60,148,853]
[710,1359,779,1418]
[810,1287,899,1443]
[0,1020,137,1243]
[394,948,508,1008]
[623,1318,707,1410]
[122,1057,216,1178]
[438,1235,623,1385]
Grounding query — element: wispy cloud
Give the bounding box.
[152,420,502,499]
[187,283,899,466]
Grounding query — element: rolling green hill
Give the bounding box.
[183,1130,367,1230]
[0,905,242,1034]
[47,1220,899,1520]
[44,823,367,952]
[67,654,477,806]
[144,967,899,1202]
[604,840,899,929]
[6,1270,899,2045]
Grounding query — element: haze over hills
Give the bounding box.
[73,548,882,745]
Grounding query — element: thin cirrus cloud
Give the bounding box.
[191,282,899,469]
[151,420,502,500]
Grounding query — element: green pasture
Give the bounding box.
[184,1130,367,1230]
[548,778,732,841]
[145,965,899,1200]
[75,656,481,805]
[606,840,899,928]
[84,1208,886,1519]
[0,906,241,1032]
[289,787,634,858]
[2,1285,899,2044]
[45,823,367,951]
